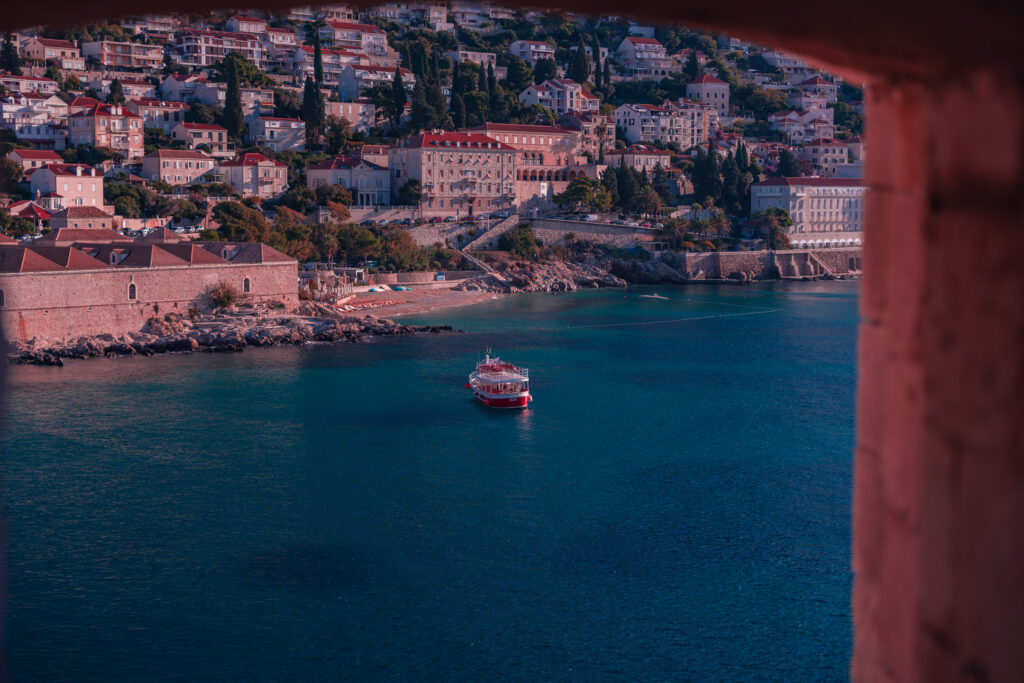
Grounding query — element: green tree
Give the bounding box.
[504,57,533,92]
[487,63,497,97]
[616,160,640,210]
[497,224,537,259]
[397,179,422,205]
[1,34,21,76]
[568,34,589,83]
[212,201,271,241]
[301,76,326,147]
[553,176,610,212]
[477,64,487,92]
[390,68,407,127]
[426,79,448,126]
[274,88,302,118]
[450,92,467,129]
[410,78,435,130]
[107,78,126,105]
[685,50,701,82]
[600,167,619,204]
[313,31,324,85]
[776,148,801,177]
[753,207,793,249]
[591,34,603,90]
[323,116,350,155]
[533,58,557,84]
[222,57,246,139]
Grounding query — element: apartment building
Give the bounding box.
[325,99,376,133]
[6,149,63,172]
[81,40,163,69]
[125,98,188,134]
[217,153,288,198]
[172,122,232,157]
[68,104,145,160]
[225,16,268,35]
[174,28,264,69]
[614,101,713,149]
[192,82,275,118]
[795,138,851,176]
[141,149,217,185]
[557,111,616,158]
[318,21,389,60]
[508,40,556,65]
[21,37,84,70]
[338,64,415,101]
[518,79,600,116]
[0,74,59,95]
[769,108,836,143]
[797,75,839,102]
[388,130,517,217]
[0,93,67,150]
[29,164,104,210]
[364,3,452,32]
[750,176,865,246]
[605,144,672,173]
[443,49,508,80]
[247,117,306,152]
[288,45,365,85]
[615,37,677,79]
[685,75,730,116]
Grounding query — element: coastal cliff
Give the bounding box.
[8,302,452,366]
[455,260,627,293]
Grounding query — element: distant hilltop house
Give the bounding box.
[0,92,67,151]
[318,20,393,63]
[605,144,673,173]
[615,37,678,79]
[6,149,64,173]
[125,98,189,135]
[246,117,306,152]
[614,101,716,149]
[508,40,555,66]
[81,40,163,70]
[21,37,85,71]
[338,64,415,101]
[216,153,289,199]
[0,73,59,95]
[518,79,599,117]
[324,99,376,134]
[287,44,366,85]
[173,28,265,69]
[685,75,730,116]
[797,76,839,102]
[172,122,232,158]
[0,230,298,344]
[750,176,866,248]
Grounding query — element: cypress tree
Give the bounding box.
[603,59,611,87]
[735,140,748,173]
[1,34,21,76]
[685,50,701,82]
[390,68,407,127]
[223,57,245,138]
[477,64,487,92]
[601,167,618,204]
[427,79,447,127]
[107,78,126,105]
[410,78,433,131]
[617,159,640,208]
[451,92,467,129]
[721,151,741,214]
[452,61,463,96]
[313,32,324,85]
[707,138,723,204]
[569,35,588,83]
[487,63,496,97]
[591,34,602,90]
[777,148,801,177]
[302,76,326,147]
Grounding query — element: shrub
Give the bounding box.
[298,288,313,301]
[209,281,240,308]
[701,240,716,252]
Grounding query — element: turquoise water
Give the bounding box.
[2,281,858,681]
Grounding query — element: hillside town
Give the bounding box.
[0,4,866,350]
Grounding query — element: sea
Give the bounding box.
[2,281,858,681]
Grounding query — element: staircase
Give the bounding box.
[462,215,520,251]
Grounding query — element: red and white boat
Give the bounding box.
[466,351,532,409]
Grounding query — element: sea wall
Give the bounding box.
[613,248,862,282]
[0,262,298,343]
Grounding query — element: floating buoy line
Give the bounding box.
[454,306,781,332]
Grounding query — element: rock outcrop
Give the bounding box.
[455,259,627,293]
[9,302,453,366]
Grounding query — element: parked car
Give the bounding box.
[459,215,476,223]
[625,221,639,227]
[640,222,651,228]
[584,214,598,222]
[429,216,444,223]
[653,222,664,228]
[476,213,490,221]
[414,218,426,225]
[360,220,376,227]
[495,211,511,219]
[444,216,457,222]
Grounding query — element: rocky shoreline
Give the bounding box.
[455,260,627,293]
[9,301,453,366]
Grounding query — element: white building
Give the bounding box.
[519,79,599,117]
[750,176,865,247]
[615,37,677,79]
[685,75,730,116]
[614,101,713,149]
[338,64,415,101]
[307,156,390,206]
[247,117,306,152]
[173,28,265,69]
[509,40,556,65]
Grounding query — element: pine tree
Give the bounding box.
[390,67,407,127]
[223,57,245,138]
[591,34,602,90]
[487,63,496,97]
[617,160,640,208]
[107,78,126,105]
[302,76,326,147]
[1,34,21,76]
[451,92,467,129]
[313,32,324,85]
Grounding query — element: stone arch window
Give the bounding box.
[243,277,251,293]
[128,283,137,300]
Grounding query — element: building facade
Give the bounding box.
[172,122,232,157]
[307,156,390,206]
[749,176,865,246]
[29,164,104,210]
[216,152,288,198]
[518,79,600,117]
[125,98,189,134]
[174,29,265,69]
[81,40,164,69]
[685,75,730,116]
[247,117,306,152]
[388,131,517,217]
[338,64,415,101]
[68,104,145,160]
[141,149,217,185]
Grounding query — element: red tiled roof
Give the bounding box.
[626,37,662,45]
[69,96,103,108]
[129,98,188,109]
[179,28,259,42]
[608,144,672,156]
[179,122,227,131]
[32,38,78,50]
[37,229,130,244]
[0,246,65,273]
[197,241,295,264]
[36,163,101,177]
[70,104,142,119]
[324,20,386,34]
[0,233,16,244]
[27,246,111,270]
[471,123,573,134]
[351,64,413,76]
[51,206,113,219]
[145,149,213,160]
[11,202,53,220]
[398,131,517,150]
[755,177,864,187]
[219,153,286,167]
[310,156,385,170]
[156,244,229,264]
[690,75,728,85]
[798,76,833,86]
[9,149,63,161]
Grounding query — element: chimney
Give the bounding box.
[75,166,81,176]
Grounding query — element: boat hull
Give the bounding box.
[465,382,531,408]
